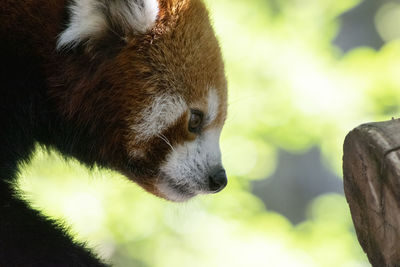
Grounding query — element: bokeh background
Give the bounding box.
[16,0,400,266]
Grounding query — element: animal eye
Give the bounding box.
[189,110,204,133]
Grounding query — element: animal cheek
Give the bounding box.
[127,147,147,159]
[124,136,147,159]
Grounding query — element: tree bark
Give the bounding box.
[343,118,400,267]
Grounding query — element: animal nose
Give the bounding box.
[209,168,227,193]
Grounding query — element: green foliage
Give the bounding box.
[17,0,400,265]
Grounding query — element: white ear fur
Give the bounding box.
[57,0,159,49]
[57,0,107,49]
[108,0,159,34]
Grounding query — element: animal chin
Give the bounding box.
[156,180,198,202]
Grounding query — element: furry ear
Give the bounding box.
[57,0,159,50]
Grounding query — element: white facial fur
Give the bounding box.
[133,89,219,142]
[57,0,159,49]
[133,94,187,141]
[156,89,223,201]
[158,128,223,202]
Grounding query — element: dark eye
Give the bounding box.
[189,110,204,133]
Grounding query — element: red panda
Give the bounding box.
[0,0,227,265]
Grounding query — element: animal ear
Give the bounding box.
[57,0,159,50]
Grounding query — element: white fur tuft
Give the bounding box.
[57,0,159,49]
[57,0,107,49]
[133,94,187,141]
[157,129,223,199]
[109,0,159,34]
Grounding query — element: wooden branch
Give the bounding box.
[343,118,400,267]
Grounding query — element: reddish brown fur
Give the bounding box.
[0,0,226,196]
[119,0,227,194]
[0,0,226,263]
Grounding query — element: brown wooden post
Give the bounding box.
[343,118,400,267]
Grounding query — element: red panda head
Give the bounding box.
[55,0,227,201]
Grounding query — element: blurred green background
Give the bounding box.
[16,0,400,266]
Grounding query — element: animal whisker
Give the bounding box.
[157,133,175,152]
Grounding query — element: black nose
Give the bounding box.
[209,168,228,193]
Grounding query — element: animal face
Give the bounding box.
[132,89,227,201]
[57,0,227,201]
